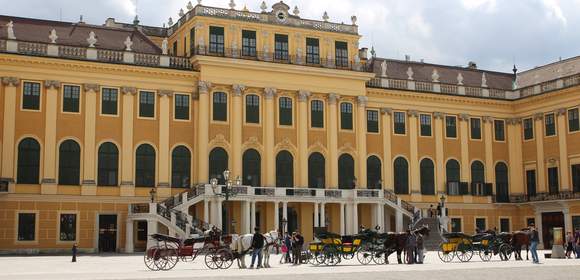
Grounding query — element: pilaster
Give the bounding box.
[120,86,136,196]
[408,110,419,194]
[381,108,393,190]
[81,84,99,195]
[157,90,172,196]
[41,80,61,195]
[264,87,277,187]
[328,94,340,188]
[556,109,570,190]
[197,81,211,183]
[1,77,19,191]
[534,113,546,193]
[434,112,445,193]
[459,114,470,182]
[356,96,368,188]
[483,116,494,187]
[297,90,310,187]
[507,118,524,194]
[231,84,245,178]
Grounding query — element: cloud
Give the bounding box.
[460,0,497,12]
[541,0,567,26]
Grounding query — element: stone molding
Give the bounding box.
[121,86,137,95]
[198,81,212,94]
[83,83,99,92]
[41,178,56,184]
[507,118,521,125]
[407,110,419,117]
[533,112,544,121]
[44,80,61,90]
[2,77,20,86]
[557,108,567,116]
[433,112,444,119]
[81,180,96,186]
[232,84,246,96]
[380,107,392,115]
[328,93,340,105]
[357,96,368,107]
[459,113,470,121]
[482,116,493,123]
[264,87,277,99]
[158,90,173,97]
[298,90,311,102]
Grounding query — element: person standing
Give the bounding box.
[292,231,304,265]
[405,230,416,264]
[529,223,540,264]
[565,231,574,259]
[249,227,265,269]
[416,233,424,264]
[575,227,580,259]
[283,233,292,263]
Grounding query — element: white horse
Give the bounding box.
[231,230,279,269]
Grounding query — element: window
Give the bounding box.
[499,218,510,233]
[367,110,379,133]
[569,108,580,132]
[394,112,406,134]
[446,116,457,138]
[98,142,118,186]
[495,163,509,203]
[189,28,196,55]
[59,214,76,241]
[58,140,81,186]
[526,170,536,196]
[420,114,432,136]
[101,88,118,115]
[446,159,461,195]
[471,161,485,183]
[276,151,294,188]
[212,92,227,121]
[171,146,191,188]
[209,26,224,55]
[245,95,260,124]
[139,91,155,118]
[420,158,435,195]
[174,94,190,120]
[335,41,348,68]
[470,118,481,139]
[137,221,147,241]
[548,167,559,194]
[475,218,486,232]
[394,157,409,194]
[523,118,534,140]
[338,154,355,189]
[22,82,41,110]
[572,164,580,193]
[172,41,177,56]
[17,213,35,241]
[242,149,261,187]
[62,85,80,113]
[311,100,324,128]
[545,113,556,136]
[209,148,228,185]
[494,120,505,141]
[135,144,155,187]
[306,38,320,64]
[340,103,353,130]
[451,218,462,233]
[242,30,257,57]
[279,97,293,126]
[308,153,325,188]
[17,138,40,184]
[367,156,382,189]
[274,34,289,61]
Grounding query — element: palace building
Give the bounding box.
[0,1,579,254]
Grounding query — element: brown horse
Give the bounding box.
[382,225,430,264]
[511,229,531,261]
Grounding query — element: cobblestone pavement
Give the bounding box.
[0,251,579,280]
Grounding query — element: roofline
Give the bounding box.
[371,57,515,77]
[518,55,580,75]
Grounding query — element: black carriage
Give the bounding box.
[438,232,513,263]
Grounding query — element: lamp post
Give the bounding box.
[210,170,241,234]
[281,217,288,236]
[149,188,157,203]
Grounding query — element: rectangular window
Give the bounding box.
[340,103,353,130]
[189,28,196,55]
[311,100,324,128]
[139,91,155,118]
[212,92,227,121]
[17,213,35,241]
[137,221,147,241]
[367,110,379,133]
[22,82,41,110]
[569,108,580,132]
[523,118,534,140]
[451,218,462,233]
[172,41,177,56]
[306,37,320,64]
[209,26,225,55]
[59,214,76,241]
[174,94,190,120]
[245,95,260,124]
[335,41,348,68]
[101,88,118,115]
[500,218,510,233]
[62,85,80,113]
[526,170,536,196]
[394,112,406,135]
[548,167,559,194]
[494,120,505,141]
[242,30,257,57]
[475,218,486,232]
[279,97,293,126]
[470,118,481,139]
[545,113,556,136]
[446,116,457,138]
[420,114,432,136]
[274,34,289,61]
[572,164,580,193]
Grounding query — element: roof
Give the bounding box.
[0,15,162,54]
[517,55,580,88]
[368,58,515,90]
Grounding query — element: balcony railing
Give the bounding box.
[470,182,493,196]
[446,181,469,195]
[156,204,171,221]
[131,203,149,214]
[509,191,580,203]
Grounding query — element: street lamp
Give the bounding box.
[149,188,157,203]
[210,170,241,234]
[281,217,288,235]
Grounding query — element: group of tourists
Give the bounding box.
[565,227,580,259]
[279,231,305,265]
[404,230,425,264]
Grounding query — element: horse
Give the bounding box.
[511,229,531,261]
[382,225,430,264]
[230,230,280,269]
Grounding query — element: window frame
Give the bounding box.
[20,80,42,112]
[310,99,325,129]
[544,113,556,137]
[523,118,534,141]
[211,92,228,123]
[274,34,289,61]
[419,113,432,137]
[335,41,349,68]
[393,111,406,135]
[100,87,120,117]
[138,90,156,119]
[173,93,191,121]
[366,109,379,133]
[209,26,225,55]
[57,211,79,243]
[499,217,511,233]
[15,211,38,243]
[278,96,294,127]
[568,108,580,133]
[244,94,261,125]
[97,142,119,187]
[445,115,457,139]
[339,102,354,131]
[241,29,257,58]
[493,119,506,142]
[450,217,463,233]
[306,37,320,65]
[58,139,81,186]
[470,117,482,140]
[135,144,157,188]
[474,217,487,232]
[61,84,81,114]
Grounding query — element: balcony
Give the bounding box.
[470,182,493,196]
[509,191,580,203]
[446,181,469,195]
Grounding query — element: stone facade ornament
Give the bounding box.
[198,81,212,94]
[408,110,419,117]
[533,112,544,121]
[322,11,329,22]
[431,69,440,83]
[228,0,236,9]
[381,107,392,115]
[380,60,387,77]
[298,90,310,102]
[168,17,174,26]
[161,38,169,55]
[357,96,368,107]
[293,6,300,16]
[407,67,414,80]
[232,84,245,96]
[507,118,521,125]
[121,86,137,95]
[6,21,16,40]
[83,83,99,92]
[179,9,185,17]
[44,80,61,89]
[457,73,464,85]
[328,93,340,105]
[351,16,358,25]
[482,116,492,123]
[198,0,202,5]
[87,31,97,48]
[264,87,277,99]
[187,1,194,10]
[2,77,20,86]
[260,1,268,12]
[557,108,567,116]
[433,112,444,119]
[482,73,488,88]
[124,36,133,51]
[158,90,173,97]
[49,29,58,44]
[459,113,469,121]
[353,54,361,71]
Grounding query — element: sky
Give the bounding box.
[1,0,578,72]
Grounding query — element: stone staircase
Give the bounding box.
[412,217,443,251]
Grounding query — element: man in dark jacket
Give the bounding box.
[529,223,540,264]
[292,231,304,265]
[249,227,265,269]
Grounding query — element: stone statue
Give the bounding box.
[168,17,173,26]
[162,38,168,55]
[380,60,387,77]
[124,36,133,51]
[407,67,414,80]
[229,0,236,9]
[323,11,329,22]
[179,9,185,17]
[49,29,58,44]
[260,1,268,12]
[482,73,488,87]
[457,73,464,85]
[293,6,300,16]
[187,1,194,10]
[431,69,440,83]
[353,54,361,70]
[351,15,358,25]
[6,21,16,40]
[87,31,97,47]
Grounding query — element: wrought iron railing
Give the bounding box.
[508,191,580,203]
[131,203,149,214]
[156,204,171,221]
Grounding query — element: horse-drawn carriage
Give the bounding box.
[438,232,513,263]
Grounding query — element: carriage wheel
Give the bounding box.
[499,244,513,261]
[372,250,386,265]
[155,247,178,271]
[438,243,455,263]
[356,244,373,265]
[180,254,195,262]
[205,250,223,270]
[216,248,234,269]
[479,247,492,262]
[314,251,326,265]
[455,240,474,262]
[144,246,160,271]
[322,245,340,266]
[301,251,311,264]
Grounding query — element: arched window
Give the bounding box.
[243,149,261,187]
[340,102,353,130]
[311,100,324,128]
[172,146,191,188]
[495,162,509,202]
[135,144,155,187]
[420,158,435,195]
[367,156,382,189]
[394,157,409,194]
[276,151,293,188]
[209,148,228,184]
[98,142,118,186]
[58,140,81,185]
[279,97,293,126]
[245,94,260,124]
[17,138,40,184]
[308,153,325,188]
[212,92,227,121]
[446,159,461,183]
[338,154,355,189]
[471,161,485,183]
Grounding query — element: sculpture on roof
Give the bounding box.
[87,31,97,48]
[481,73,488,87]
[323,11,329,22]
[168,17,173,26]
[124,36,133,51]
[162,38,168,55]
[457,73,464,85]
[229,0,236,9]
[380,60,387,77]
[432,69,440,83]
[187,1,194,10]
[351,16,358,25]
[49,29,58,44]
[260,1,268,12]
[6,21,16,40]
[293,6,300,16]
[179,9,185,17]
[407,67,414,80]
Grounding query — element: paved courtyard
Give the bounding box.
[0,251,578,280]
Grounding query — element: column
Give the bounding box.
[146,220,158,249]
[216,200,223,230]
[328,94,340,188]
[434,112,445,193]
[381,108,393,189]
[1,77,19,191]
[353,203,359,233]
[41,80,60,195]
[314,202,319,227]
[396,198,404,232]
[231,85,244,177]
[297,90,310,187]
[157,91,172,197]
[320,203,326,228]
[408,110,420,194]
[120,87,136,196]
[250,201,257,230]
[243,201,251,234]
[534,210,544,248]
[563,208,571,232]
[81,84,99,195]
[376,203,384,231]
[125,220,134,253]
[483,117,494,190]
[557,109,570,190]
[534,113,546,193]
[274,201,280,231]
[356,96,368,188]
[264,88,277,187]
[282,201,288,233]
[385,209,391,232]
[197,81,211,183]
[459,114,470,183]
[508,118,524,194]
[339,203,345,235]
[203,199,209,222]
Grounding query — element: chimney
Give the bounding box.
[467,61,477,69]
[359,48,368,60]
[405,55,410,62]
